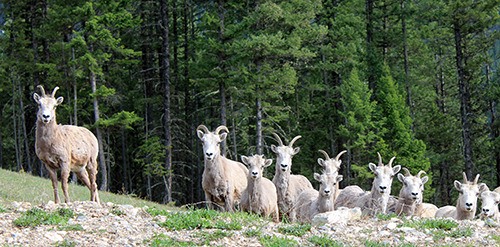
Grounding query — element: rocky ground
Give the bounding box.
[0,201,499,246]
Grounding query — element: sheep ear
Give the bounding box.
[271,145,278,153]
[479,183,488,193]
[56,96,64,105]
[421,176,429,185]
[264,159,273,167]
[337,175,344,182]
[33,93,41,104]
[317,158,325,167]
[313,173,321,182]
[293,147,300,155]
[392,165,401,175]
[454,180,463,191]
[241,156,249,166]
[219,132,227,142]
[197,130,204,140]
[368,163,377,173]
[397,173,405,183]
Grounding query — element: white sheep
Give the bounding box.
[435,173,488,220]
[479,190,500,222]
[240,154,279,222]
[295,172,343,223]
[271,133,313,222]
[33,85,100,204]
[393,168,433,217]
[317,150,347,175]
[335,152,401,216]
[197,124,248,212]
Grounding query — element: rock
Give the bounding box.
[312,207,362,227]
[385,222,398,230]
[44,231,63,242]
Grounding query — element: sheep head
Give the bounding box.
[397,168,429,202]
[368,152,401,195]
[270,133,301,173]
[453,172,488,212]
[33,85,64,124]
[241,154,272,180]
[196,124,229,161]
[480,190,500,218]
[317,150,347,175]
[313,172,343,198]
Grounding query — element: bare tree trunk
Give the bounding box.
[90,71,108,191]
[160,0,173,204]
[18,81,32,173]
[486,64,500,186]
[256,86,263,155]
[218,0,228,156]
[453,20,473,178]
[401,0,414,131]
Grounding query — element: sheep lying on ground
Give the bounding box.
[33,85,100,204]
[197,124,248,212]
[393,168,430,216]
[435,173,487,220]
[317,150,347,175]
[240,154,279,222]
[295,172,343,223]
[335,153,401,216]
[271,133,313,222]
[479,189,500,222]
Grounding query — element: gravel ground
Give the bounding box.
[0,201,499,246]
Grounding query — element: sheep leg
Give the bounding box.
[47,168,60,204]
[60,167,71,203]
[204,192,214,210]
[86,161,100,203]
[76,168,97,203]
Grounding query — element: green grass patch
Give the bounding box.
[244,228,263,238]
[308,235,344,247]
[147,207,261,231]
[0,168,173,210]
[149,234,197,247]
[13,207,74,227]
[364,239,390,247]
[259,235,299,247]
[277,224,311,237]
[55,239,77,247]
[376,213,397,221]
[195,229,232,245]
[58,224,84,231]
[399,218,458,230]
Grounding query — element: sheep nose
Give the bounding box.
[465,202,473,207]
[252,171,258,176]
[483,208,489,213]
[280,164,288,168]
[379,186,387,190]
[43,114,50,119]
[324,189,330,194]
[411,192,419,196]
[205,152,213,157]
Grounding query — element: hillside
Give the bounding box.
[1,169,500,246]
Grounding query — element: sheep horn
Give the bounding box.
[215,125,229,135]
[335,150,347,161]
[473,174,480,184]
[402,167,411,176]
[272,133,284,146]
[37,85,46,97]
[388,156,396,167]
[462,172,468,183]
[51,86,60,98]
[197,124,210,134]
[377,152,383,166]
[318,150,330,160]
[417,170,426,178]
[288,135,302,147]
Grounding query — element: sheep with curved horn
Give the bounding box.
[391,168,437,217]
[435,172,488,220]
[197,124,248,212]
[271,132,313,222]
[33,85,100,204]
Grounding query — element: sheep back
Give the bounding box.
[335,185,366,208]
[295,189,319,223]
[416,203,438,218]
[435,205,456,218]
[241,177,279,222]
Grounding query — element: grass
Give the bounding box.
[277,223,311,237]
[0,168,173,210]
[149,234,197,247]
[259,235,299,247]
[13,207,74,227]
[308,235,344,247]
[399,218,458,230]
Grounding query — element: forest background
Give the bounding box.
[0,0,498,207]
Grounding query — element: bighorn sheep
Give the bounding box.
[197,124,248,212]
[479,189,500,222]
[393,168,437,217]
[33,85,100,204]
[295,172,343,223]
[240,154,279,222]
[335,153,401,216]
[271,133,313,222]
[435,173,487,220]
[317,150,347,175]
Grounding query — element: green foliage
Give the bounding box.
[259,235,299,247]
[308,235,344,247]
[58,224,84,231]
[399,218,458,230]
[364,239,390,247]
[376,213,398,221]
[55,240,77,247]
[195,229,233,245]
[13,208,74,227]
[244,228,263,238]
[150,234,196,247]
[277,224,311,237]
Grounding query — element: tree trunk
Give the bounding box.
[90,71,108,191]
[401,0,414,131]
[453,20,473,178]
[160,0,172,204]
[218,0,228,157]
[256,86,263,155]
[366,0,376,90]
